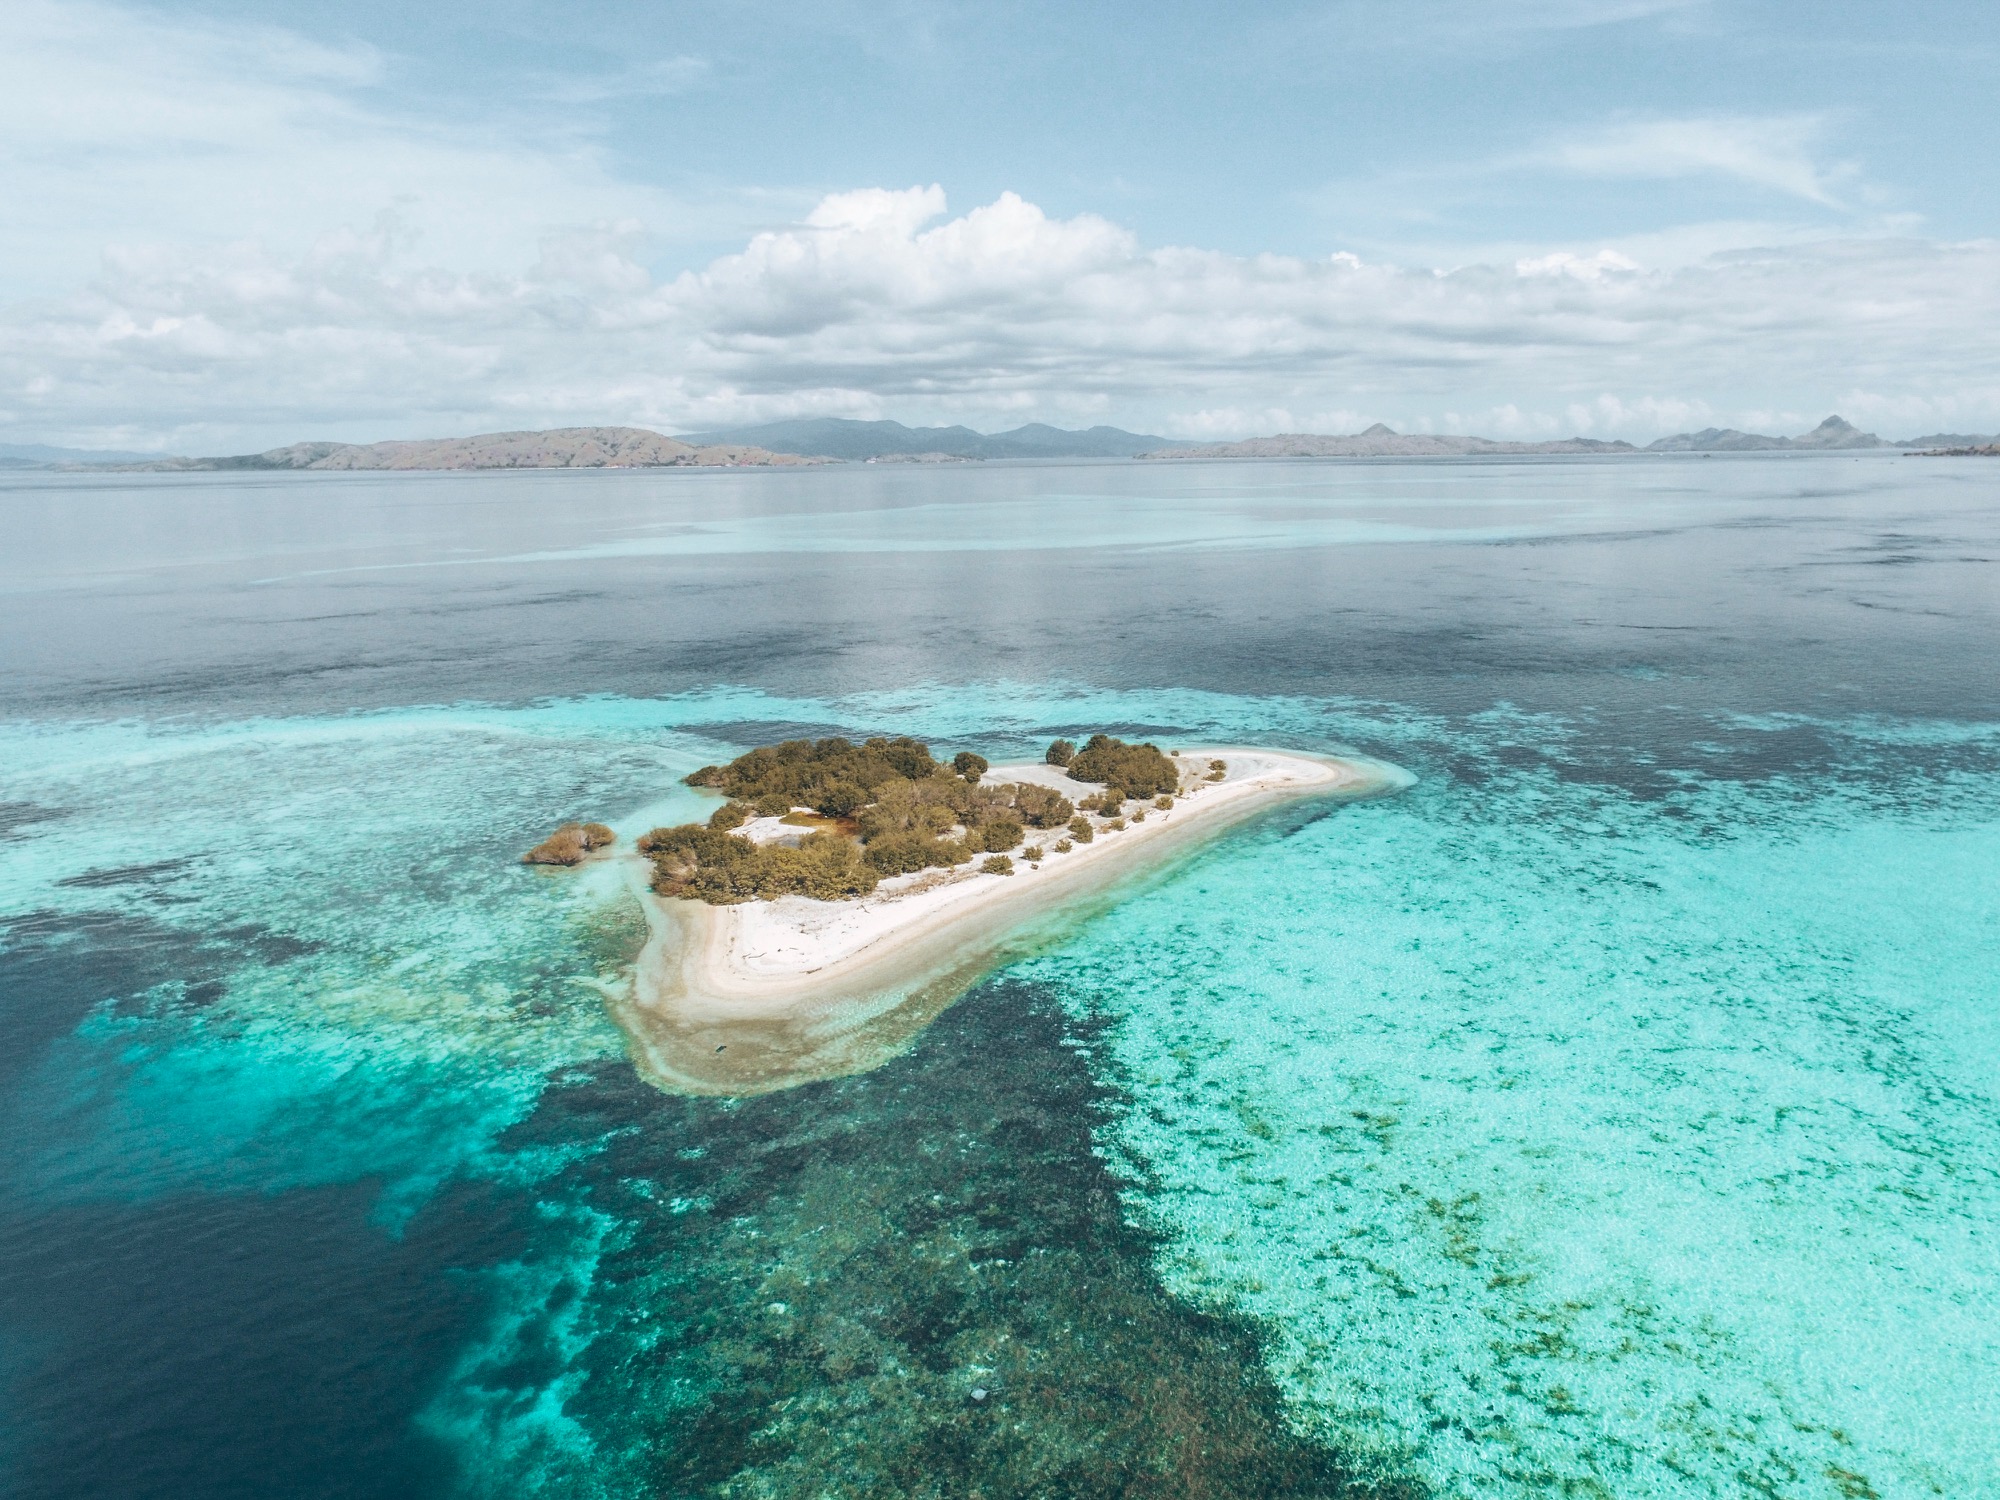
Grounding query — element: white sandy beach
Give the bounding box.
[611,747,1403,1094]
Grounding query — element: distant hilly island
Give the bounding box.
[29,420,1177,471]
[56,428,819,473]
[7,415,1994,472]
[675,418,1180,460]
[1145,416,1993,459]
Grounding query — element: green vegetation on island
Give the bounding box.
[642,736,1091,904]
[613,733,1223,905]
[536,734,1223,902]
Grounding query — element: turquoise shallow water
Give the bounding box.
[1,457,1996,1498]
[1029,725,2000,1497]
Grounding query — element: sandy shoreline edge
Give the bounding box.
[610,748,1411,1095]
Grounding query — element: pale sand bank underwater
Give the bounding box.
[611,748,1410,1094]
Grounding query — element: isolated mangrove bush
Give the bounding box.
[1044,738,1075,767]
[523,821,614,866]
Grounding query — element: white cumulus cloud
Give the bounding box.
[7,185,1999,450]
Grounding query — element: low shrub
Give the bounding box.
[973,816,1024,853]
[952,751,988,784]
[862,829,967,875]
[1011,783,1075,828]
[1023,845,1044,863]
[1044,738,1075,767]
[1104,818,1126,831]
[1129,808,1146,823]
[1067,816,1094,843]
[1154,795,1174,810]
[1054,839,1073,854]
[980,854,1014,876]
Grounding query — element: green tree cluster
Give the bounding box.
[1065,734,1179,799]
[639,824,879,903]
[685,736,938,816]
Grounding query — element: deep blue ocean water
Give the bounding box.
[0,455,1995,1498]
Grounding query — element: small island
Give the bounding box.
[529,733,1403,1094]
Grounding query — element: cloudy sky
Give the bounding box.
[4,0,1997,450]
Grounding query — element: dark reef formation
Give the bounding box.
[499,977,1417,1499]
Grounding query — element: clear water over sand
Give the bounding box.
[1,456,1995,1498]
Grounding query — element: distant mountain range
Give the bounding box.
[1643,415,1888,452]
[1648,415,1988,451]
[1145,415,1995,459]
[12,416,1995,473]
[1142,424,1639,459]
[0,441,167,468]
[74,428,816,473]
[674,418,1179,461]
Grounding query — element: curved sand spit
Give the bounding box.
[610,748,1409,1095]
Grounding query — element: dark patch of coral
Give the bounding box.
[506,979,1416,1500]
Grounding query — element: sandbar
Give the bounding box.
[610,748,1406,1095]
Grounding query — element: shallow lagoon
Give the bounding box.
[1,456,1995,1498]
